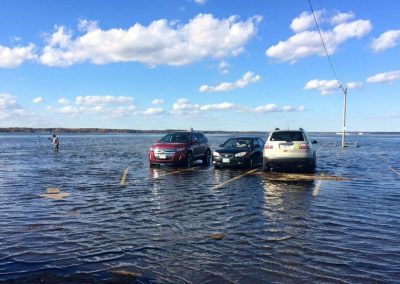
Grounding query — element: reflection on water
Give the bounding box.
[0,133,399,283]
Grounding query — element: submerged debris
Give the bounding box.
[210,233,225,240]
[40,187,70,200]
[264,173,349,181]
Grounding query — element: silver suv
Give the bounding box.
[262,128,317,172]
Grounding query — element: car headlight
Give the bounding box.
[175,147,185,152]
[234,152,248,157]
[212,151,220,157]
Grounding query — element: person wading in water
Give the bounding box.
[51,134,59,150]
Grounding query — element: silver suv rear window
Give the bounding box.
[270,131,304,142]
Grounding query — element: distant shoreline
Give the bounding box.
[0,127,399,135]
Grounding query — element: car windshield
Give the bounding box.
[222,138,253,148]
[160,133,190,143]
[270,131,304,142]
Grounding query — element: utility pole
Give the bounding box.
[341,87,347,147]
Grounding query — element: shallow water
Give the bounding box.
[0,133,399,283]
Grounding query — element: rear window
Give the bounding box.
[270,131,304,142]
[160,133,190,143]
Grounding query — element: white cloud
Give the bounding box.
[171,98,304,116]
[266,10,372,63]
[194,0,207,5]
[254,104,304,113]
[56,105,83,114]
[199,71,260,93]
[330,12,355,25]
[141,107,165,115]
[152,98,165,105]
[370,30,400,52]
[304,79,361,95]
[54,95,137,116]
[366,70,400,84]
[75,95,134,106]
[218,61,229,74]
[33,97,44,103]
[0,93,32,119]
[290,11,323,33]
[0,44,36,68]
[39,14,261,67]
[57,98,71,105]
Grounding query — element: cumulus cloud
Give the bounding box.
[194,0,207,5]
[39,14,261,67]
[33,96,44,103]
[370,30,400,52]
[290,11,323,33]
[304,79,362,95]
[218,61,229,74]
[152,98,165,105]
[199,71,260,93]
[141,107,165,115]
[75,95,134,106]
[330,12,355,25]
[266,10,372,63]
[54,95,136,116]
[0,93,32,119]
[57,98,71,105]
[171,98,304,116]
[254,104,305,113]
[0,44,36,68]
[366,70,400,84]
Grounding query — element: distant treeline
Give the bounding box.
[0,127,268,134]
[0,127,399,135]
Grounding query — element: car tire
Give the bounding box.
[150,163,156,168]
[262,162,270,172]
[202,150,211,165]
[186,152,193,168]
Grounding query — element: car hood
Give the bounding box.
[152,142,187,149]
[215,147,251,154]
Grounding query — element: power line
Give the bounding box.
[307,0,346,93]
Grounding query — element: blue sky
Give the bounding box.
[0,0,399,131]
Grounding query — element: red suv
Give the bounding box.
[149,132,211,167]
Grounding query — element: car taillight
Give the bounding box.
[300,143,309,149]
[264,143,273,149]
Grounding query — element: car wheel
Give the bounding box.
[150,163,156,168]
[202,150,211,165]
[262,162,270,172]
[186,152,193,168]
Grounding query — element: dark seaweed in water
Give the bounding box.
[0,133,400,283]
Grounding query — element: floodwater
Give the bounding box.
[0,133,399,283]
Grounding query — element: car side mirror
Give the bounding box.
[312,140,317,144]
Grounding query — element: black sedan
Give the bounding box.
[212,137,265,168]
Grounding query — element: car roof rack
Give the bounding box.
[274,128,280,130]
[299,128,304,131]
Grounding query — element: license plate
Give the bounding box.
[222,158,230,163]
[280,145,292,150]
[158,154,166,159]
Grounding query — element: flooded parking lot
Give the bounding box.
[0,133,399,283]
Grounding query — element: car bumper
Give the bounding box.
[149,151,187,165]
[263,157,314,168]
[212,156,249,167]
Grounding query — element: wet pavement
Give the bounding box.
[0,133,399,283]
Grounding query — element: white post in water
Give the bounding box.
[341,87,347,147]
